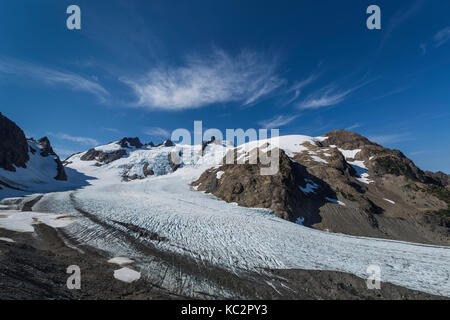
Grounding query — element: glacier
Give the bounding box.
[2,136,449,297]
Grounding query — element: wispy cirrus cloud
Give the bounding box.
[53,148,80,158]
[144,127,170,137]
[49,133,99,146]
[102,127,121,134]
[380,0,424,50]
[0,57,108,101]
[258,114,300,129]
[345,123,362,131]
[281,73,320,106]
[297,86,357,110]
[419,26,450,54]
[368,133,412,145]
[433,26,450,48]
[121,49,286,110]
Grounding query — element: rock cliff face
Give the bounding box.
[0,112,30,172]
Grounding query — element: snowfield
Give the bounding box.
[2,136,450,297]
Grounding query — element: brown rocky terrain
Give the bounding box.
[192,130,450,245]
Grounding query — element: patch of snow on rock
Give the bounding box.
[383,198,396,205]
[338,148,361,160]
[0,210,75,232]
[113,267,141,283]
[311,155,328,164]
[216,171,225,180]
[348,160,374,185]
[108,257,134,265]
[325,197,346,206]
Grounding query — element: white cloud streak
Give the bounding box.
[281,73,319,106]
[345,123,362,131]
[50,133,99,146]
[433,26,450,48]
[144,127,170,137]
[122,49,285,110]
[368,133,412,145]
[297,86,356,110]
[258,114,300,129]
[0,57,108,101]
[379,0,424,50]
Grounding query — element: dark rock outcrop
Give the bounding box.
[37,137,56,157]
[324,129,429,182]
[143,163,154,177]
[425,171,450,187]
[117,137,143,149]
[157,140,175,147]
[168,151,182,172]
[80,148,127,165]
[54,158,67,181]
[0,112,29,171]
[35,136,67,181]
[201,136,216,155]
[193,148,319,221]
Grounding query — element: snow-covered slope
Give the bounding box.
[0,139,84,199]
[65,137,234,183]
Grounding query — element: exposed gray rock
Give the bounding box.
[143,163,154,177]
[168,151,182,172]
[157,140,175,147]
[425,171,450,187]
[80,148,127,164]
[201,136,216,155]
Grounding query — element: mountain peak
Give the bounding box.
[117,137,143,149]
[37,136,56,156]
[323,129,375,149]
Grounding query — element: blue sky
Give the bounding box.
[1,0,450,173]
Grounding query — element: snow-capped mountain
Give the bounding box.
[61,128,450,245]
[194,130,450,245]
[0,113,69,198]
